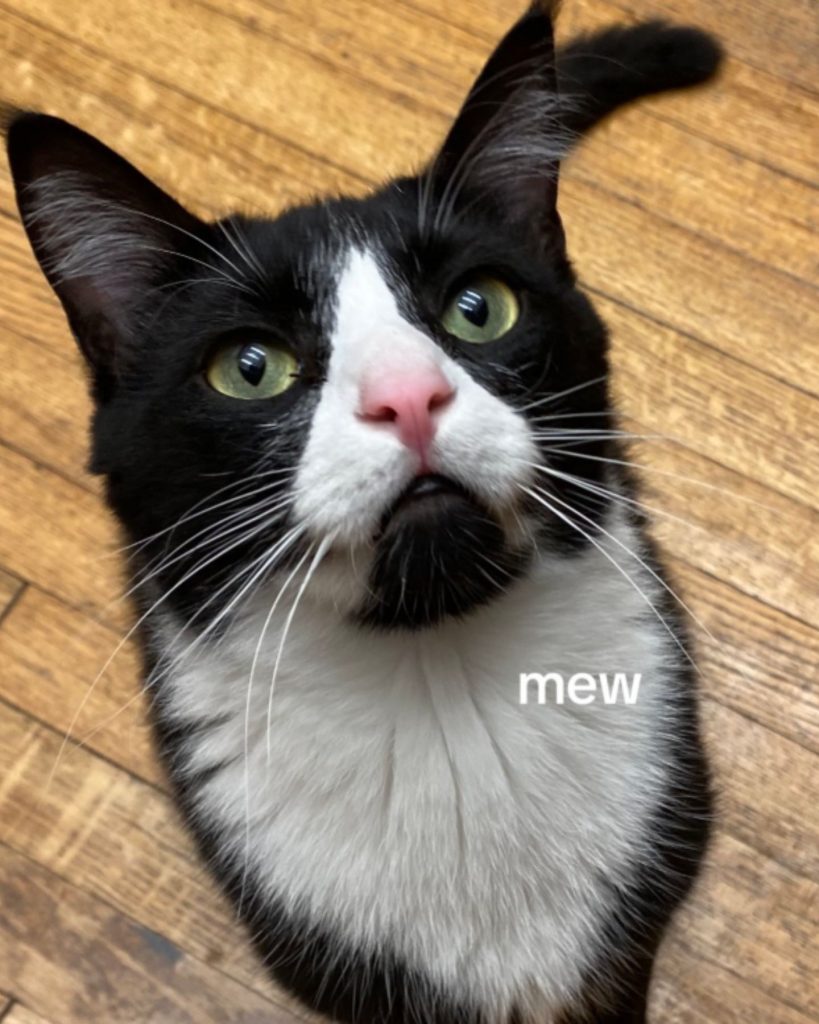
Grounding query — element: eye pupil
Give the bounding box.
[206,339,298,399]
[237,343,267,386]
[457,289,489,327]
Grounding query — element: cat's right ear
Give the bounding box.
[422,1,566,246]
[6,113,207,399]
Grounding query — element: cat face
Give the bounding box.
[7,2,615,631]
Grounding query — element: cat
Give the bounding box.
[6,3,722,1021]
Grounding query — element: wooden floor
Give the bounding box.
[0,0,817,1021]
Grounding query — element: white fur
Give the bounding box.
[156,248,676,1021]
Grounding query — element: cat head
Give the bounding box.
[6,3,721,631]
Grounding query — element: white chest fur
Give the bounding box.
[159,508,674,1021]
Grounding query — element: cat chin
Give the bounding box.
[357,489,532,631]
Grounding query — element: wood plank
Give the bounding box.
[0,324,92,486]
[655,951,816,1024]
[163,0,819,190]
[0,15,357,210]
[4,0,419,183]
[659,57,819,188]
[0,444,125,627]
[406,0,819,102]
[0,586,156,785]
[6,0,818,280]
[469,0,819,191]
[675,563,819,753]
[595,0,819,96]
[605,296,819,510]
[196,0,819,283]
[0,217,68,357]
[654,939,818,1024]
[614,441,818,627]
[666,830,819,1014]
[562,176,818,394]
[565,108,818,286]
[702,699,818,880]
[0,842,301,1024]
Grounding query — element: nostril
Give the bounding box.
[360,403,399,424]
[428,387,454,413]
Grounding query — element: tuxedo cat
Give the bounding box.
[7,3,722,1021]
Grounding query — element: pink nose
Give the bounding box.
[358,366,455,462]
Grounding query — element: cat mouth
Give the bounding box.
[378,473,475,533]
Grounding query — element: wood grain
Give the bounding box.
[674,562,819,753]
[0,571,22,619]
[0,0,816,1021]
[0,445,124,625]
[653,939,819,1024]
[0,843,303,1024]
[0,586,157,784]
[0,322,92,485]
[2,1005,54,1024]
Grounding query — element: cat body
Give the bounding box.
[7,3,721,1020]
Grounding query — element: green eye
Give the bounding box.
[205,339,299,400]
[441,276,519,344]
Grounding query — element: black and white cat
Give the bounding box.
[7,4,722,1021]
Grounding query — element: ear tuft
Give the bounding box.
[18,168,158,298]
[423,1,569,241]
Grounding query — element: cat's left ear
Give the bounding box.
[425,0,566,245]
[6,112,209,399]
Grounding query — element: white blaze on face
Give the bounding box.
[293,246,537,545]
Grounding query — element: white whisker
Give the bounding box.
[520,483,696,672]
[49,504,295,786]
[532,448,779,512]
[238,536,316,913]
[515,375,608,413]
[128,493,293,596]
[265,533,335,763]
